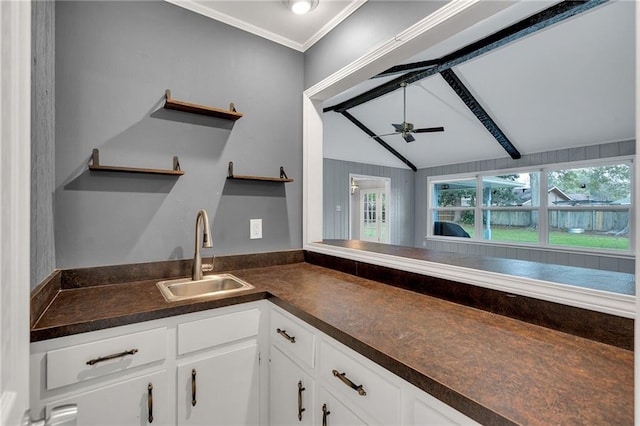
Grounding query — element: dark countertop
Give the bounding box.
[31,262,633,425]
[322,240,635,295]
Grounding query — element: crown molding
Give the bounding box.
[302,0,367,51]
[165,0,366,53]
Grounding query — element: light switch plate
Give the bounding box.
[250,219,262,239]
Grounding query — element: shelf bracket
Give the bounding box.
[280,167,288,179]
[173,156,181,171]
[228,161,234,178]
[90,148,100,166]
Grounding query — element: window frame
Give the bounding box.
[427,156,635,256]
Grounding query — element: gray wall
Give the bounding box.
[415,140,636,273]
[323,158,415,246]
[303,1,447,89]
[31,0,56,288]
[54,1,303,269]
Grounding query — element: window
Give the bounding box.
[428,158,633,254]
[547,163,631,250]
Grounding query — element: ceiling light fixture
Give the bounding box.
[283,0,319,15]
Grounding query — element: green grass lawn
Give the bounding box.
[459,225,628,250]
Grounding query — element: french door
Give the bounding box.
[359,189,388,243]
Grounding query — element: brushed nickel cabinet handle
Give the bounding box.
[147,383,154,423]
[86,348,138,366]
[297,380,306,421]
[332,369,366,396]
[191,369,197,406]
[276,328,296,343]
[321,403,330,426]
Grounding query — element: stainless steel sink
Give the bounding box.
[157,274,254,302]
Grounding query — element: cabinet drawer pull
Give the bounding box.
[332,369,366,396]
[191,368,197,406]
[86,348,138,366]
[276,328,296,343]
[297,380,306,421]
[321,403,330,426]
[147,383,154,423]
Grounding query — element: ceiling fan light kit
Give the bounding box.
[283,0,319,15]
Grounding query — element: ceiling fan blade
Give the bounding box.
[414,126,445,133]
[392,123,403,132]
[403,133,415,143]
[370,132,399,138]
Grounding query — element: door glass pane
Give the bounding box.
[362,193,377,240]
[380,193,387,242]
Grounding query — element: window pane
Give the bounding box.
[547,164,631,207]
[482,173,538,207]
[481,210,538,243]
[548,209,629,250]
[434,179,476,208]
[433,210,474,238]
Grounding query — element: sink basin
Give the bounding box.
[157,274,254,302]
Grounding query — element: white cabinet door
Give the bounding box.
[269,345,314,426]
[177,343,259,426]
[317,386,367,426]
[410,385,480,426]
[46,370,168,426]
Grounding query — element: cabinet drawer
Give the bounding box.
[178,308,260,355]
[46,327,167,390]
[319,339,400,426]
[270,307,315,369]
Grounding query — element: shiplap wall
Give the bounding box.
[323,141,634,273]
[323,158,415,246]
[415,140,635,274]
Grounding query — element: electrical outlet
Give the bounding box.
[250,219,262,239]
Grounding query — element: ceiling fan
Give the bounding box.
[377,82,444,143]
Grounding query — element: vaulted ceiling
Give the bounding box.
[323,0,635,170]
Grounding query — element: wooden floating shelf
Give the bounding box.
[228,174,293,183]
[88,149,184,176]
[163,89,243,121]
[227,161,293,183]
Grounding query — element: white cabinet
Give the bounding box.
[175,306,262,425]
[31,301,266,426]
[269,345,314,426]
[46,370,168,426]
[177,343,259,425]
[268,304,477,426]
[318,338,401,425]
[317,385,367,426]
[403,381,480,426]
[32,299,476,426]
[268,305,398,426]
